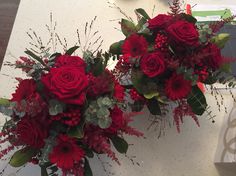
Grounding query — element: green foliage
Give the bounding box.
[211,33,230,48]
[121,19,137,36]
[147,98,162,115]
[197,24,212,43]
[110,136,128,154]
[65,46,80,55]
[84,158,93,176]
[25,50,48,69]
[0,98,10,106]
[180,13,197,23]
[85,97,114,129]
[48,99,65,116]
[109,40,124,55]
[187,86,207,115]
[68,125,84,139]
[135,8,151,20]
[10,147,37,167]
[131,69,157,94]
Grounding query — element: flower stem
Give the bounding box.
[41,166,49,176]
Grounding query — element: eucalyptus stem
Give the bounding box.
[41,166,49,176]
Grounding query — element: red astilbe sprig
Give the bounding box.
[83,127,120,165]
[209,15,236,34]
[168,0,182,16]
[173,100,200,133]
[121,112,144,137]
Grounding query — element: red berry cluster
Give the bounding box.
[52,110,81,126]
[155,34,168,51]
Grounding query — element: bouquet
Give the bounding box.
[109,0,236,132]
[0,45,142,176]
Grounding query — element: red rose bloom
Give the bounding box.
[113,82,125,102]
[165,74,192,100]
[140,52,165,77]
[49,135,85,170]
[122,34,148,57]
[201,44,223,70]
[55,55,86,71]
[108,106,125,133]
[148,14,172,30]
[167,20,199,47]
[41,67,88,105]
[16,117,48,149]
[11,79,37,103]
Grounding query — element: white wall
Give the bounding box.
[0,0,236,175]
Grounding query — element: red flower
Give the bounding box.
[41,67,88,105]
[51,109,81,126]
[55,55,86,71]
[140,52,165,77]
[108,106,125,133]
[11,79,38,103]
[201,44,223,70]
[122,34,148,57]
[87,71,113,98]
[16,117,48,149]
[148,14,172,30]
[49,135,85,170]
[113,82,125,102]
[167,20,199,47]
[165,74,192,100]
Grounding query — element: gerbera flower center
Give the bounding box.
[60,144,71,153]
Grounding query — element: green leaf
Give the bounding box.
[110,136,128,154]
[91,58,104,76]
[10,147,37,167]
[121,19,137,36]
[68,125,84,139]
[84,158,93,176]
[98,116,112,129]
[50,52,61,59]
[49,99,65,116]
[187,86,207,115]
[109,40,124,55]
[0,98,10,106]
[211,33,230,48]
[135,8,150,20]
[147,98,161,115]
[144,92,159,99]
[180,13,197,23]
[65,46,80,55]
[136,17,147,31]
[84,148,94,158]
[41,166,49,176]
[25,50,47,67]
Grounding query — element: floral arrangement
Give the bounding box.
[110,0,236,132]
[0,45,142,175]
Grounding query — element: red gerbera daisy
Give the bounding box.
[122,34,148,57]
[165,74,192,100]
[49,135,85,170]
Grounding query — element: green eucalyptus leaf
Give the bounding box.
[111,136,128,154]
[109,40,124,55]
[65,46,80,55]
[10,147,37,167]
[187,86,207,115]
[49,99,65,116]
[98,116,112,129]
[84,158,93,176]
[135,8,151,20]
[121,19,137,36]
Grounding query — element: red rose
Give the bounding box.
[167,20,199,47]
[140,52,165,77]
[148,14,172,30]
[165,74,192,100]
[122,34,148,57]
[11,79,37,103]
[16,117,48,149]
[201,44,223,70]
[42,67,88,105]
[55,55,86,72]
